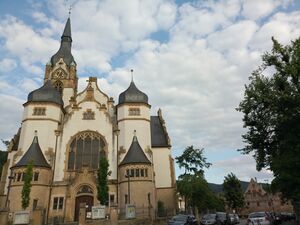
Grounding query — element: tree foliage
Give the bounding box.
[176,146,223,212]
[223,173,244,210]
[97,156,110,205]
[176,145,211,176]
[237,37,300,201]
[21,162,33,209]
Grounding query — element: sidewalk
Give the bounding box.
[281,220,299,225]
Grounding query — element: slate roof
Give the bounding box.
[118,81,148,105]
[150,116,171,148]
[27,80,63,106]
[12,135,51,168]
[50,18,76,66]
[119,135,151,166]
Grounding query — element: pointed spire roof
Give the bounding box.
[12,134,51,168]
[118,81,148,105]
[27,80,63,106]
[50,18,76,66]
[119,134,151,166]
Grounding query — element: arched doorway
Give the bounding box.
[74,185,94,221]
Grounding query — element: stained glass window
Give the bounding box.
[68,132,106,170]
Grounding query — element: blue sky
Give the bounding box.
[1,0,300,184]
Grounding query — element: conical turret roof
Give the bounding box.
[50,18,76,66]
[118,81,148,105]
[12,135,51,168]
[119,135,151,166]
[27,80,63,106]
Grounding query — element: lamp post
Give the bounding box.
[125,174,131,204]
[5,172,14,209]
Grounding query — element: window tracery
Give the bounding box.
[68,131,106,170]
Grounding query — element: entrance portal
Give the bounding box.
[74,195,94,221]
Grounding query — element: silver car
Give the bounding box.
[201,214,217,225]
[247,212,272,225]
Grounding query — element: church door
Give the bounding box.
[74,195,94,221]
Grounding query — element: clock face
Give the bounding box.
[52,69,66,79]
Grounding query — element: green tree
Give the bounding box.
[97,156,110,205]
[237,37,300,202]
[21,162,33,209]
[223,173,244,210]
[176,145,211,176]
[176,146,220,212]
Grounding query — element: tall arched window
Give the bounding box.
[68,131,106,170]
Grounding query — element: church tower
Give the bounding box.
[44,18,78,105]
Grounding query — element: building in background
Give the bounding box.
[0,18,176,223]
[241,178,293,215]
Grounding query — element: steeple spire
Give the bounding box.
[61,17,72,42]
[50,18,75,66]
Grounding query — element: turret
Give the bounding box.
[117,76,152,163]
[16,81,63,166]
[118,134,155,211]
[9,134,52,211]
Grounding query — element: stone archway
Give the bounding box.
[74,185,94,221]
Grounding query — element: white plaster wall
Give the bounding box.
[55,101,116,181]
[22,104,61,121]
[62,88,74,106]
[117,104,150,120]
[118,121,151,159]
[152,147,172,188]
[117,104,151,163]
[17,104,62,165]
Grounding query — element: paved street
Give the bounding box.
[236,220,299,225]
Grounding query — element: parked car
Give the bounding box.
[201,214,217,225]
[247,212,273,225]
[233,214,240,224]
[229,214,235,225]
[167,214,197,225]
[216,212,227,225]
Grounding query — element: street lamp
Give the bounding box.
[125,174,131,204]
[5,173,14,209]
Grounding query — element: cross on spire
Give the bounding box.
[131,69,134,82]
[68,5,72,17]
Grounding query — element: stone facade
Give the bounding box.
[241,178,294,215]
[0,18,176,223]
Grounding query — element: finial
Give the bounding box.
[131,69,134,82]
[34,130,38,136]
[134,129,136,136]
[68,5,72,18]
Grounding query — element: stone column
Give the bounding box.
[78,203,86,225]
[110,206,118,225]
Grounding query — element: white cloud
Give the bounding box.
[0,0,299,183]
[242,0,291,20]
[0,58,17,72]
[213,155,274,182]
[0,94,23,141]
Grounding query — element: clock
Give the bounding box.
[52,69,66,79]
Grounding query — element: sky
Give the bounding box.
[1,0,300,184]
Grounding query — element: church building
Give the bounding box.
[0,18,176,222]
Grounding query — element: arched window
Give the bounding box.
[68,131,106,170]
[53,81,63,95]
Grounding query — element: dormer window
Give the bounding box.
[33,107,46,116]
[129,108,140,116]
